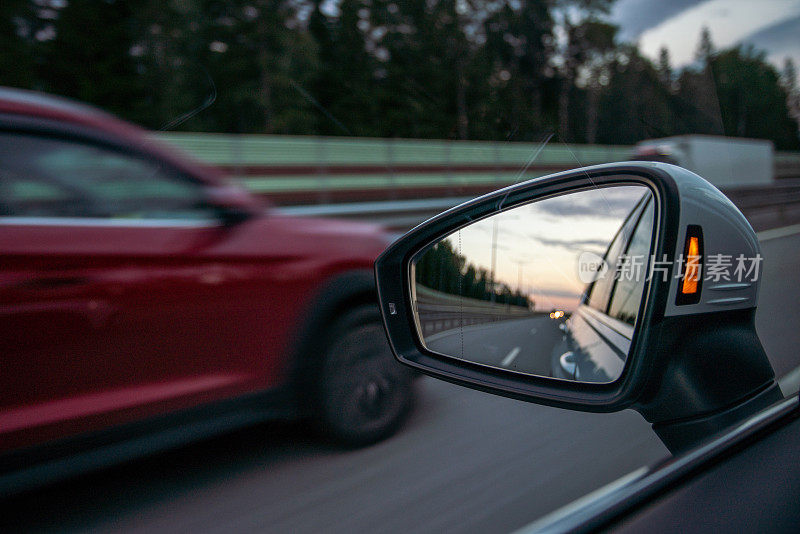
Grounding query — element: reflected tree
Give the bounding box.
[416,240,530,308]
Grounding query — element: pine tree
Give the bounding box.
[781,58,800,138]
[658,46,673,88]
[695,25,714,65]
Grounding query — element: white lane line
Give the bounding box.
[756,223,800,242]
[779,364,800,397]
[501,347,521,367]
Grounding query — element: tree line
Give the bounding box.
[416,239,531,309]
[2,0,799,149]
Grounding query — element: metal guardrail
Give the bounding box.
[724,184,800,209]
[156,133,630,205]
[278,197,473,229]
[279,185,800,232]
[158,133,800,207]
[724,185,800,231]
[156,132,632,168]
[775,152,800,181]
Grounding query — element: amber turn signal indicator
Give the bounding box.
[676,225,703,305]
[682,236,700,295]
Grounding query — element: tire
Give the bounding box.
[316,304,413,446]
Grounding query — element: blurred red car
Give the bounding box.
[0,87,412,487]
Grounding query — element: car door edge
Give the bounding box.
[517,394,799,533]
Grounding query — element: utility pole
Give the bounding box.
[511,258,527,307]
[490,219,498,303]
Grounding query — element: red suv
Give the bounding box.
[0,88,412,488]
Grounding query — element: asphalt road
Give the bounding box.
[425,315,563,377]
[1,231,799,534]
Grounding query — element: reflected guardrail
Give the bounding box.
[413,285,538,338]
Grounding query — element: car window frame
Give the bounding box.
[584,193,649,313]
[0,123,221,226]
[606,195,656,325]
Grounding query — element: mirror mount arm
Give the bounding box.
[632,308,781,454]
[204,184,263,226]
[216,204,254,226]
[650,383,783,454]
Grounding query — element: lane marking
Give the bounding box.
[501,347,521,367]
[779,364,800,397]
[756,223,800,242]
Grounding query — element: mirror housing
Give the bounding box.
[375,162,781,453]
[205,184,261,225]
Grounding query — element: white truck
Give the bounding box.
[634,135,774,189]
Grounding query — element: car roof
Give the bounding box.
[0,86,132,133]
[0,86,226,184]
[0,86,111,120]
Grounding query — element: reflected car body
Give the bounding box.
[552,192,654,383]
[552,307,633,382]
[0,87,406,478]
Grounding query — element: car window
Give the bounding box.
[608,196,655,325]
[0,133,215,221]
[586,197,644,312]
[0,171,81,217]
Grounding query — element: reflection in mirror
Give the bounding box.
[411,185,655,384]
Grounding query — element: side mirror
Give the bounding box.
[205,184,261,225]
[375,162,782,453]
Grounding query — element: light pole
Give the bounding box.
[511,258,531,310]
[490,218,498,303]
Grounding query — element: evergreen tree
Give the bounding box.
[708,46,799,148]
[552,0,618,142]
[1,0,797,148]
[478,1,556,141]
[781,58,800,139]
[40,0,147,123]
[695,25,714,65]
[0,0,39,88]
[657,46,672,88]
[597,44,674,143]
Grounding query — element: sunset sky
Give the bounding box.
[439,185,650,312]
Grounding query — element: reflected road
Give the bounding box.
[426,315,563,376]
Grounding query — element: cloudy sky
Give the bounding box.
[610,0,800,77]
[439,185,648,311]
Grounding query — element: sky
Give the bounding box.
[610,0,800,79]
[431,186,649,312]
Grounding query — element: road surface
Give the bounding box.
[1,231,799,534]
[425,315,563,377]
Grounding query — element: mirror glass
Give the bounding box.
[411,185,655,384]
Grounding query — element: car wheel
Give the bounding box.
[316,304,413,446]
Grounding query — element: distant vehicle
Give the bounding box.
[552,192,655,383]
[634,135,773,189]
[0,87,413,492]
